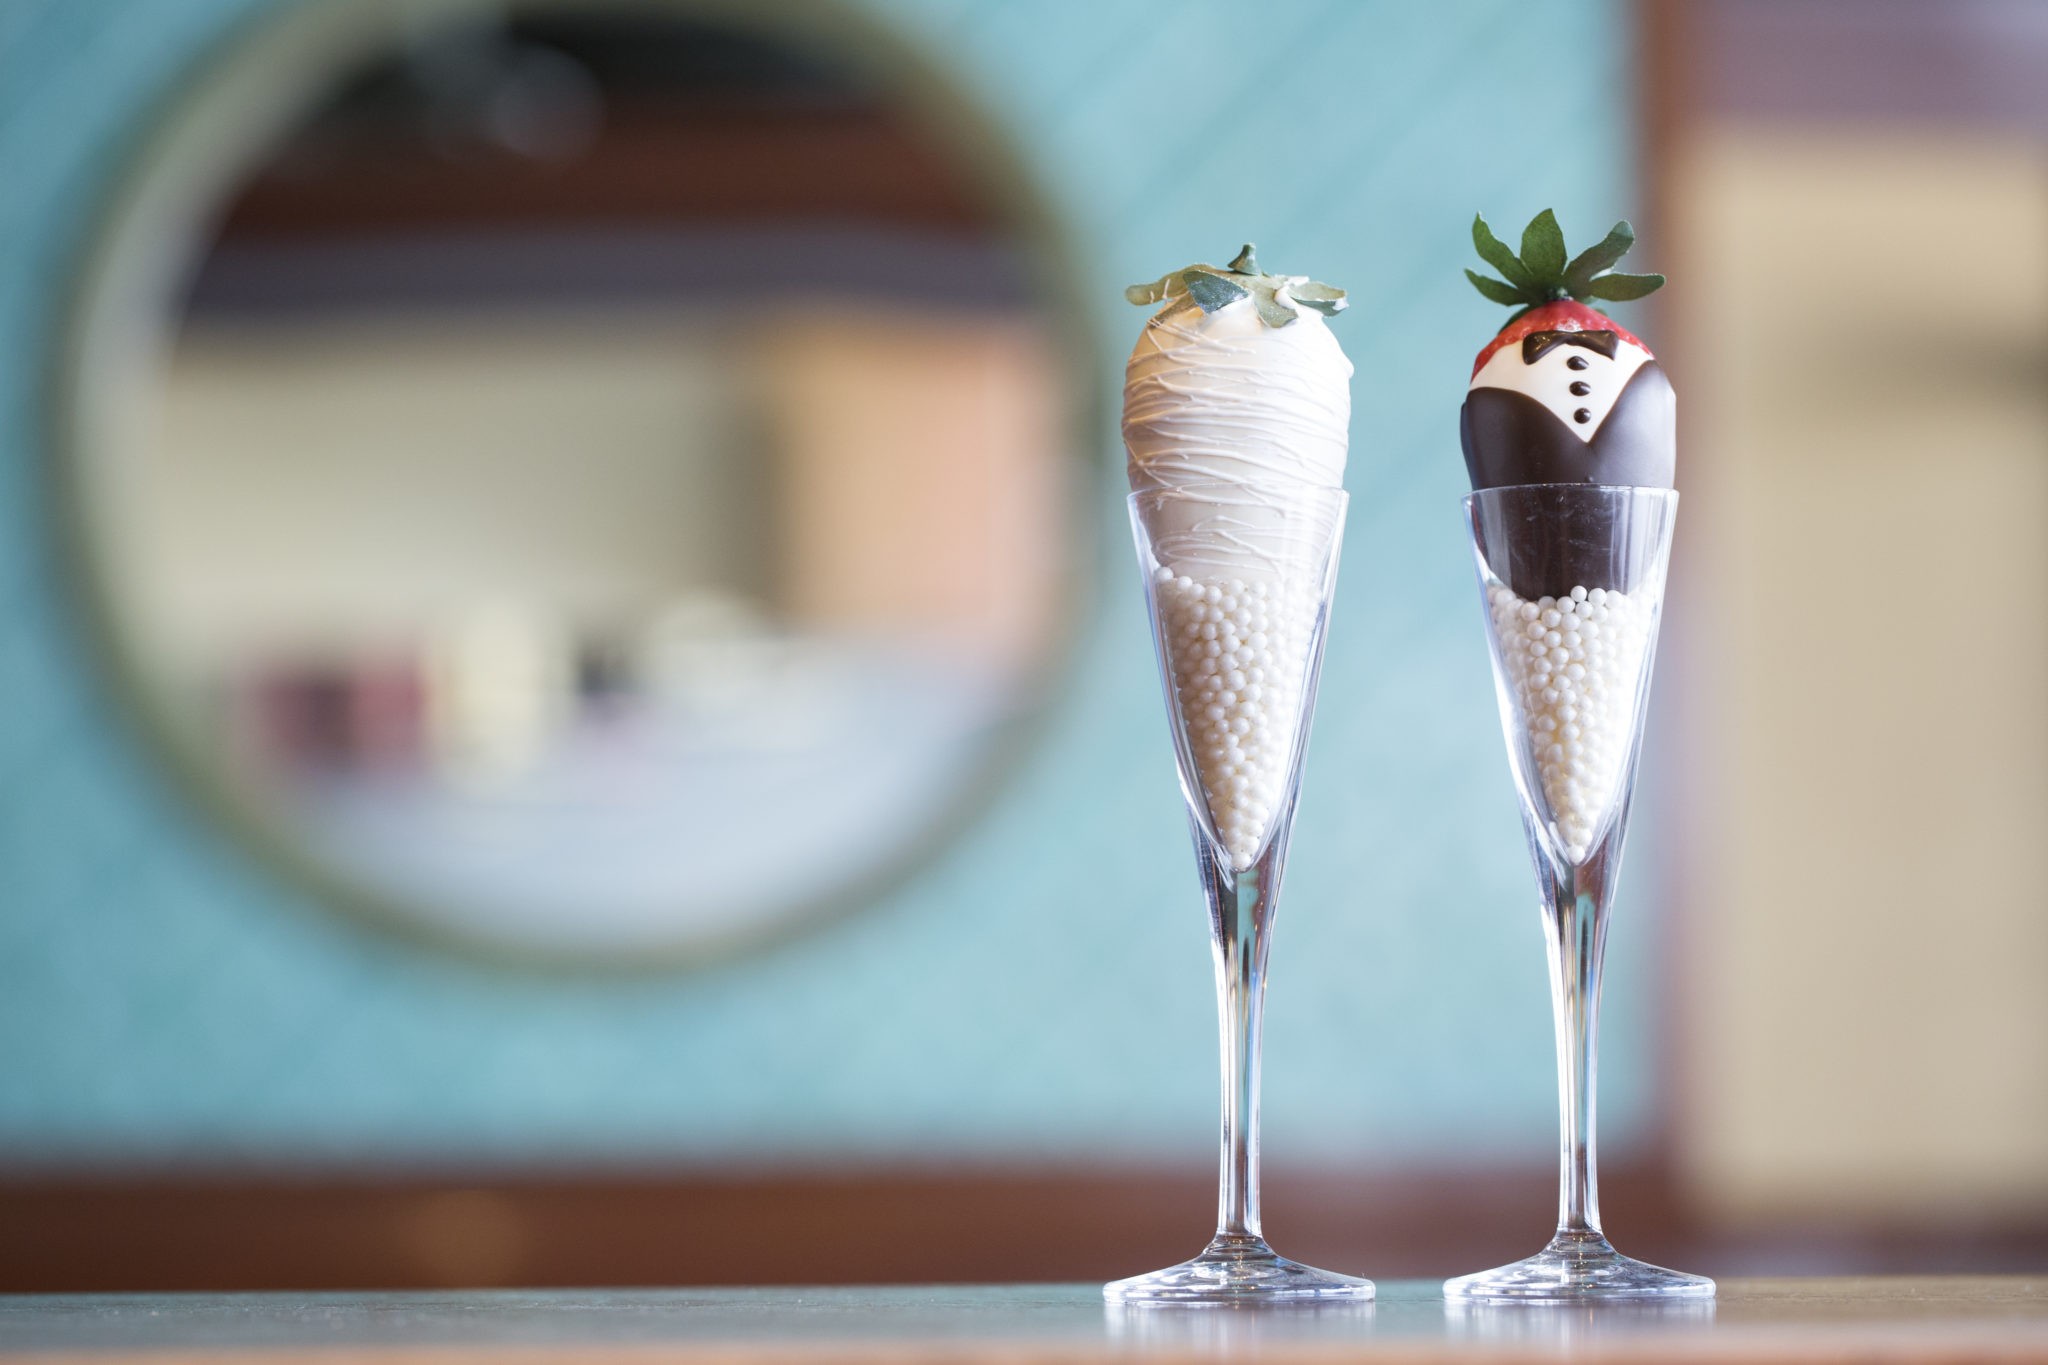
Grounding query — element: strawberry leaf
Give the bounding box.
[1464,270,1524,306]
[1124,271,1189,306]
[1254,290,1298,327]
[1127,248,1342,328]
[1563,220,1636,294]
[1519,209,1567,281]
[1183,269,1250,313]
[1581,270,1665,302]
[1472,214,1535,291]
[1289,280,1346,316]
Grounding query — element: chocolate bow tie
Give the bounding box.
[1522,329,1619,364]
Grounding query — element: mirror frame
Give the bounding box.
[49,0,1107,971]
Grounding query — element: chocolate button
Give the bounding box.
[1567,356,1589,371]
[1570,381,1591,396]
[1573,407,1592,424]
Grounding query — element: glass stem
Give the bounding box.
[1195,816,1286,1244]
[1542,847,1610,1239]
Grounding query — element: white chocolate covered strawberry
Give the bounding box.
[1122,246,1350,868]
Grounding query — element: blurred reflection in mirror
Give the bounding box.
[75,6,1083,959]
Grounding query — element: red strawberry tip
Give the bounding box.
[1471,300,1650,379]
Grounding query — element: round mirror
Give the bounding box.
[64,0,1092,963]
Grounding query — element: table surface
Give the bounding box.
[2,1278,2046,1362]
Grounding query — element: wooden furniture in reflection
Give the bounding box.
[5,1165,2046,1295]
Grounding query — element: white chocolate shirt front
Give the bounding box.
[1468,336,1651,441]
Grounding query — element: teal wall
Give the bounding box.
[0,0,1665,1167]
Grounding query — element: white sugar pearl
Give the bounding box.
[1157,571,1324,868]
[1490,580,1655,867]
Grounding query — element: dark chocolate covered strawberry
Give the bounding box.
[1460,210,1673,491]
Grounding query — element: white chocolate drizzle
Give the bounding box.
[1123,296,1350,582]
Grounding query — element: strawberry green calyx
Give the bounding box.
[1465,210,1664,329]
[1125,244,1346,329]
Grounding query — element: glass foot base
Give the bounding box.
[1105,1235,1374,1305]
[1444,1231,1714,1302]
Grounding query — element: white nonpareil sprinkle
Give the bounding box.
[1488,582,1654,863]
[1156,571,1320,870]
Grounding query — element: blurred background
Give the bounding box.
[0,0,2042,1289]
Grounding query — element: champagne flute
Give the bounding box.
[1446,483,1711,1301]
[1107,483,1371,1305]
